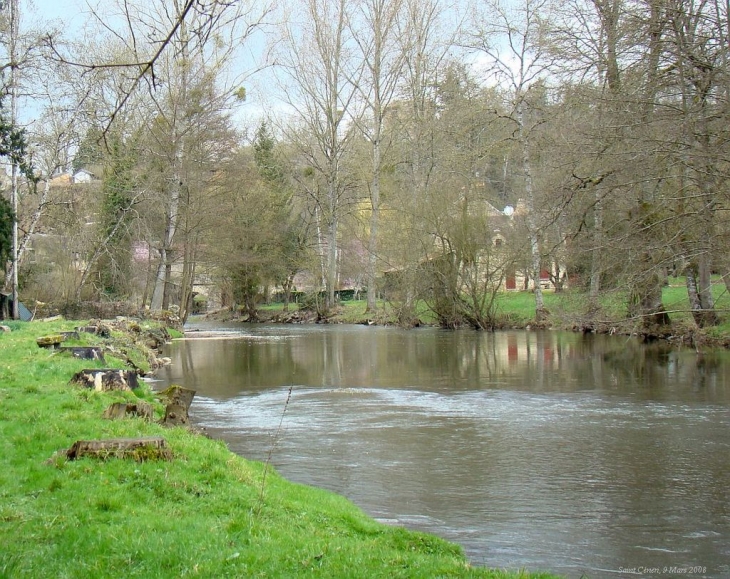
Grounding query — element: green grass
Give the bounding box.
[257,277,730,334]
[0,320,558,578]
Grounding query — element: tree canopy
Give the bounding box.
[2,0,730,331]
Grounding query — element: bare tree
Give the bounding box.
[349,0,408,313]
[276,0,362,309]
[383,0,456,324]
[466,0,556,321]
[665,0,727,326]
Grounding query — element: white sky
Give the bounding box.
[26,0,85,28]
[17,0,516,136]
[16,0,272,131]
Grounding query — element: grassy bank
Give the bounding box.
[0,319,557,578]
[257,278,730,344]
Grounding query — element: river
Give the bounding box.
[157,322,730,578]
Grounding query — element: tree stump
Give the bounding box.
[157,385,196,411]
[70,369,139,391]
[36,335,65,349]
[77,325,98,335]
[157,385,196,428]
[143,327,171,351]
[76,324,111,338]
[103,401,154,421]
[65,437,171,461]
[58,346,105,361]
[162,404,189,427]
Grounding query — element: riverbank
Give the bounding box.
[0,318,557,578]
[212,282,730,349]
[203,285,730,349]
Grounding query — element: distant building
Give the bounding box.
[49,172,73,186]
[72,169,96,184]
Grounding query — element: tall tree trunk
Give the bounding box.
[366,138,381,313]
[362,0,402,314]
[151,157,183,310]
[518,99,546,321]
[4,179,48,292]
[589,190,603,301]
[696,252,717,324]
[151,10,188,311]
[589,0,621,305]
[326,206,338,309]
[162,261,173,310]
[179,236,197,323]
[282,272,294,312]
[627,0,668,329]
[693,119,718,326]
[8,0,19,319]
[314,205,327,291]
[686,260,716,327]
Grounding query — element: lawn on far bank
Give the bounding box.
[0,319,558,579]
[258,277,730,338]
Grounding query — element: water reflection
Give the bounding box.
[159,325,730,578]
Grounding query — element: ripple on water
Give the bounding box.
[188,384,730,579]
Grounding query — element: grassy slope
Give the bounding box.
[0,320,557,579]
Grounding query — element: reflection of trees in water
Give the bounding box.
[610,338,726,400]
[168,328,730,402]
[597,340,730,400]
[171,337,309,397]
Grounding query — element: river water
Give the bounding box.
[157,323,730,578]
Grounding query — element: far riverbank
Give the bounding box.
[202,281,730,350]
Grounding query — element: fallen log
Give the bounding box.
[40,315,63,322]
[65,437,171,461]
[103,401,154,421]
[70,369,139,391]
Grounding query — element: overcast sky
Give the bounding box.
[29,0,84,25]
[14,0,273,135]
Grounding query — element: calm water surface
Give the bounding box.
[158,323,730,578]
